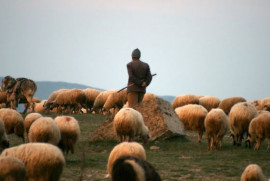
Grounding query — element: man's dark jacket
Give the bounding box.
[126,60,152,93]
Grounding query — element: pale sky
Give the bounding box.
[1,0,270,101]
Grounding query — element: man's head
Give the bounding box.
[131,48,141,59]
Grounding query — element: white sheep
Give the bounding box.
[54,115,80,155]
[241,164,267,181]
[107,141,146,177]
[29,99,47,113]
[204,108,229,150]
[0,118,9,150]
[247,111,270,150]
[93,90,116,114]
[111,155,161,181]
[199,96,220,112]
[218,96,246,115]
[113,108,149,144]
[24,112,43,136]
[229,102,257,146]
[28,117,61,146]
[0,108,25,142]
[83,88,101,113]
[0,156,26,180]
[1,143,65,181]
[172,94,200,109]
[175,104,208,142]
[51,89,87,114]
[43,89,68,112]
[103,89,127,113]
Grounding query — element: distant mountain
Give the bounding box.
[0,76,174,103]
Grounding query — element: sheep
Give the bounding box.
[1,143,65,181]
[0,118,9,150]
[241,164,267,181]
[51,89,87,114]
[172,94,200,109]
[246,111,270,150]
[259,97,270,111]
[54,116,80,155]
[112,155,161,181]
[29,99,47,113]
[229,102,258,146]
[103,89,128,113]
[199,96,220,112]
[107,141,147,177]
[113,107,149,144]
[204,108,229,150]
[28,117,61,146]
[0,156,26,181]
[218,96,246,115]
[83,88,101,113]
[0,108,25,142]
[24,112,43,136]
[93,90,116,114]
[43,89,68,112]
[175,104,208,142]
[0,91,8,107]
[142,93,157,102]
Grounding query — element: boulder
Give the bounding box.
[89,96,185,142]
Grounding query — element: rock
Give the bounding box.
[150,146,160,150]
[89,96,185,142]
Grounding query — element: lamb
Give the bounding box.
[218,96,246,115]
[0,156,26,181]
[172,94,200,109]
[113,108,149,144]
[0,108,25,142]
[241,164,267,181]
[1,143,65,181]
[83,88,101,113]
[54,116,80,155]
[112,155,161,181]
[93,90,116,113]
[0,118,9,150]
[204,108,229,150]
[103,89,128,113]
[175,104,208,142]
[229,102,258,146]
[24,112,43,136]
[107,141,147,177]
[246,111,270,150]
[199,96,220,112]
[28,117,61,146]
[29,99,47,113]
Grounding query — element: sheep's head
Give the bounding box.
[1,76,16,91]
[141,126,150,144]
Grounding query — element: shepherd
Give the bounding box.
[126,48,153,108]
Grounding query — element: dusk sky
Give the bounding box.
[1,0,270,101]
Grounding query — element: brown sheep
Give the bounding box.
[93,90,116,114]
[229,102,257,146]
[103,89,128,113]
[218,96,246,115]
[43,89,68,112]
[172,94,199,109]
[175,104,208,142]
[247,111,270,150]
[199,96,220,112]
[204,108,229,150]
[24,113,43,136]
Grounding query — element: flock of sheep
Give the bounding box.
[0,75,270,180]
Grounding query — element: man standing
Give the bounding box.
[126,48,152,108]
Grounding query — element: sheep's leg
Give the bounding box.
[198,130,203,143]
[267,139,270,150]
[254,138,262,151]
[207,134,211,150]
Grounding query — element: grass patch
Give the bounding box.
[4,113,270,181]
